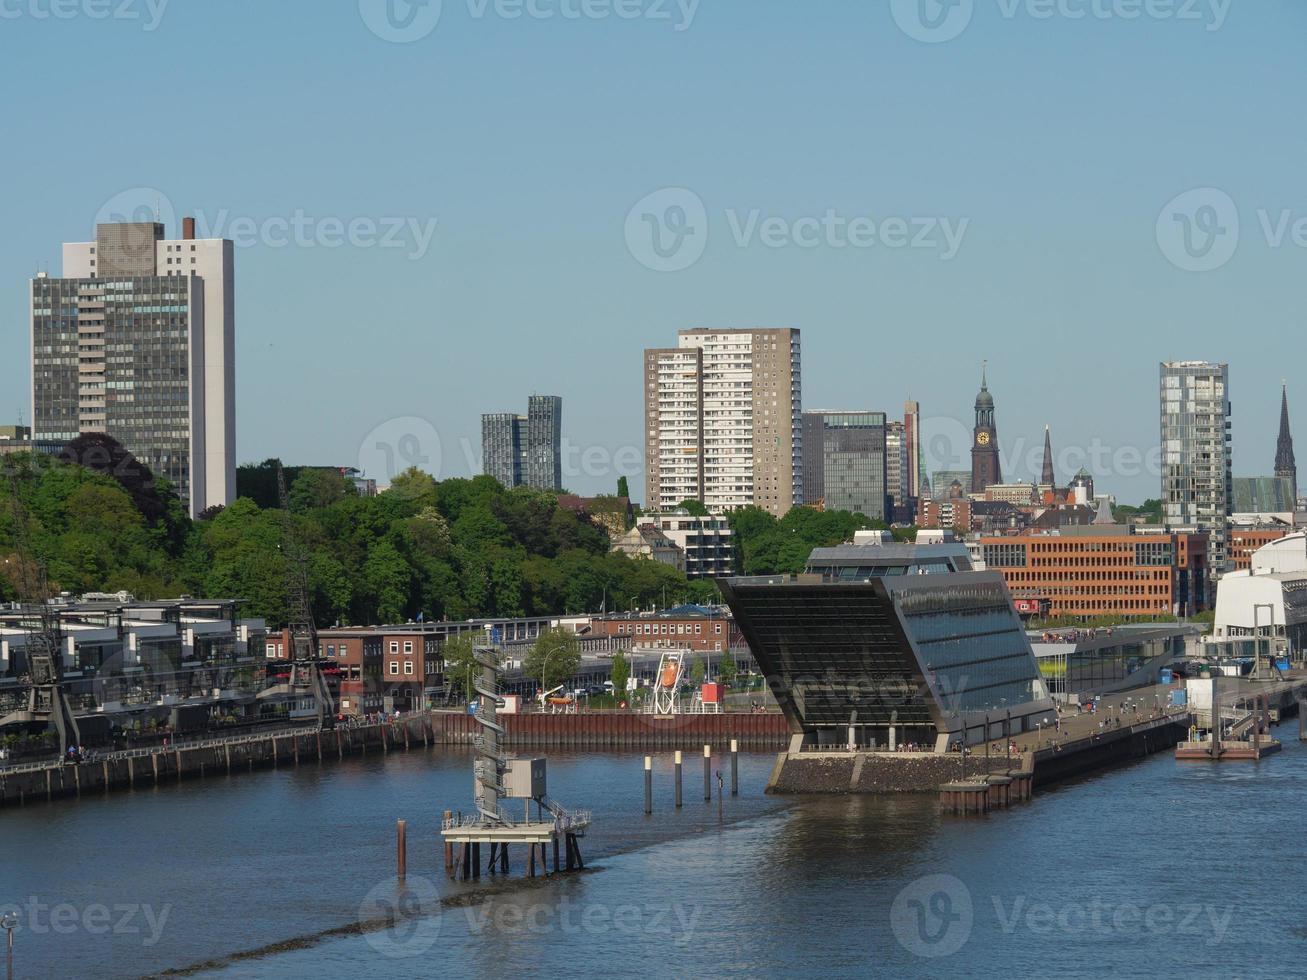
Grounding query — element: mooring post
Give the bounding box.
[703,744,711,801]
[730,739,739,796]
[553,836,561,874]
[443,811,454,873]
[644,756,653,815]
[674,750,683,807]
[397,819,407,879]
[472,842,481,879]
[1299,699,1306,741]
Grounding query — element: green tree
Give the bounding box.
[289,468,352,513]
[688,654,705,686]
[440,633,480,701]
[523,627,581,693]
[616,476,630,499]
[610,649,630,698]
[718,649,737,688]
[677,498,709,517]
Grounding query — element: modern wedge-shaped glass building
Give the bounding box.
[720,532,1054,750]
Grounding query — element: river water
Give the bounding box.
[4,726,1306,978]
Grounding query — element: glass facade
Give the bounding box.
[801,411,887,520]
[721,572,1051,744]
[32,275,196,501]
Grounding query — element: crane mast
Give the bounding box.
[5,465,81,755]
[275,462,335,729]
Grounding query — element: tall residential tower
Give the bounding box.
[481,395,563,491]
[644,328,801,516]
[1161,361,1232,568]
[31,218,235,515]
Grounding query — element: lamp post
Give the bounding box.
[2,910,17,980]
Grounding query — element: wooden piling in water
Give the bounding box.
[397,819,407,879]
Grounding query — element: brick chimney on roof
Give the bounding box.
[182,216,196,240]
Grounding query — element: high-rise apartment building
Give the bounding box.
[885,420,906,512]
[904,399,924,502]
[31,218,235,515]
[481,413,523,488]
[525,395,562,491]
[801,411,888,520]
[481,395,563,491]
[644,328,801,517]
[1160,361,1232,568]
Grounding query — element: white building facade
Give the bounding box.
[644,328,801,517]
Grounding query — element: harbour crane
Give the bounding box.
[274,462,335,730]
[2,465,81,755]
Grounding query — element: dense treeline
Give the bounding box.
[0,441,905,628]
[725,505,909,575]
[0,451,718,628]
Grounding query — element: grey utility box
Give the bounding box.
[504,758,547,799]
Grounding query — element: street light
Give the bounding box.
[2,910,17,980]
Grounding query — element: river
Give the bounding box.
[3,727,1305,978]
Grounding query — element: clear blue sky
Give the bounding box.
[2,0,1304,503]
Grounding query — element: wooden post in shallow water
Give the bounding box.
[730,739,739,796]
[703,745,712,801]
[674,750,683,808]
[644,756,653,815]
[397,819,407,879]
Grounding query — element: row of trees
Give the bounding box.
[0,447,719,627]
[1,437,908,629]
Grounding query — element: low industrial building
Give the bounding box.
[0,596,268,738]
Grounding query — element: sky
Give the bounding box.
[1,0,1304,505]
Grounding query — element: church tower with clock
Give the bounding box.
[970,364,1002,493]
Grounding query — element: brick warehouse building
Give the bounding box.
[267,626,440,715]
[588,608,743,653]
[1228,527,1292,572]
[978,525,1208,620]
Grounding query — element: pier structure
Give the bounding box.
[439,642,591,880]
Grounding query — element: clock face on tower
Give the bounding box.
[976,431,991,446]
